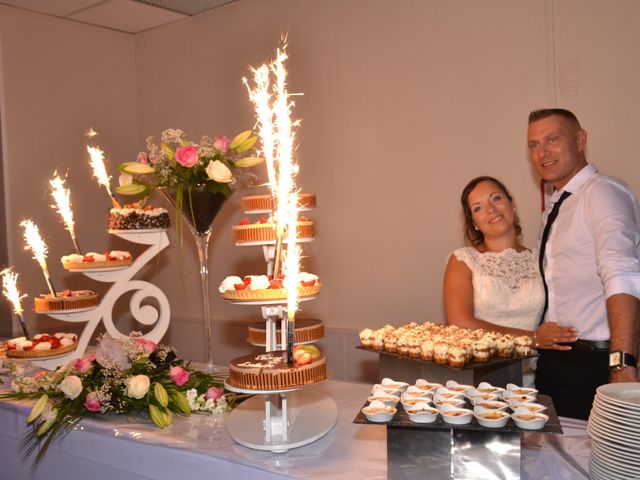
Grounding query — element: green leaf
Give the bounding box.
[206,182,232,196]
[114,184,147,195]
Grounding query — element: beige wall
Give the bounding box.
[0,5,138,337]
[1,0,640,377]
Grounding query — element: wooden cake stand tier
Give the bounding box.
[358,346,536,386]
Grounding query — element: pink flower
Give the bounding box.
[85,392,101,412]
[34,370,48,379]
[73,356,94,374]
[213,135,231,152]
[175,145,199,168]
[205,386,223,401]
[134,338,157,354]
[169,366,190,387]
[137,152,149,165]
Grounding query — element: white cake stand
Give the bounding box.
[225,203,336,452]
[225,383,337,452]
[31,230,171,370]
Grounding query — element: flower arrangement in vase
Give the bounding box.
[114,129,264,371]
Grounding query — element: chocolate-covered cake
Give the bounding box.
[227,350,327,390]
[108,204,170,230]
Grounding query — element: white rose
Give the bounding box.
[58,375,83,400]
[119,173,133,187]
[127,375,150,399]
[205,160,233,183]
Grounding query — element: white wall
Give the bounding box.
[1,0,639,381]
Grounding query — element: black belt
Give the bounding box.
[566,339,610,352]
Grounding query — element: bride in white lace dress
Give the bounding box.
[444,177,578,383]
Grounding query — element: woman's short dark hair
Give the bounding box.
[461,176,522,246]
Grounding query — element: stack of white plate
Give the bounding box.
[587,383,640,480]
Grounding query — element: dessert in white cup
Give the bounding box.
[362,400,397,422]
[367,391,400,407]
[476,382,505,398]
[379,378,409,391]
[439,405,474,425]
[511,407,549,430]
[401,397,433,410]
[445,380,474,394]
[474,408,511,428]
[468,391,502,405]
[505,383,538,398]
[413,379,442,393]
[405,404,439,424]
[513,402,547,414]
[506,395,537,409]
[474,400,510,412]
[433,398,466,409]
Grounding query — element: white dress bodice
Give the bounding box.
[451,247,545,330]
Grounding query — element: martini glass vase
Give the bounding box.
[162,186,227,371]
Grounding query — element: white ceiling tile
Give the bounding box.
[0,0,104,17]
[68,0,186,33]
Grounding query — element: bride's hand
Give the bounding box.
[534,322,578,350]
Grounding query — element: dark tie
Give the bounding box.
[538,190,572,322]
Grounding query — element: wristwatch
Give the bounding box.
[609,351,638,372]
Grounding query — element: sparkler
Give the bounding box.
[1,268,30,338]
[87,145,121,209]
[84,127,98,138]
[247,43,303,364]
[50,173,82,254]
[20,219,57,297]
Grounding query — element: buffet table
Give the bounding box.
[0,379,591,479]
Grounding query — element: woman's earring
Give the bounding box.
[474,225,479,231]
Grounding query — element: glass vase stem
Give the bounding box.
[192,231,215,371]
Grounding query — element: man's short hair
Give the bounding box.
[528,108,581,129]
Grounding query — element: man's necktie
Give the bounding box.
[538,190,572,322]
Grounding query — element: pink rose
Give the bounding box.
[175,146,199,168]
[85,392,101,412]
[205,386,223,401]
[34,370,48,379]
[73,356,94,374]
[137,152,149,165]
[213,135,231,152]
[134,338,157,354]
[169,366,190,387]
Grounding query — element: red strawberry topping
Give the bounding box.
[239,217,250,225]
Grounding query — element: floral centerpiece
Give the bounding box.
[116,128,262,198]
[1,332,242,466]
[113,129,265,371]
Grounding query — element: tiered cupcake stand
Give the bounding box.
[31,229,171,370]
[224,199,337,452]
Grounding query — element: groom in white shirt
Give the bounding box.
[527,108,640,420]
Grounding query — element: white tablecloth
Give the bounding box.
[0,379,590,479]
